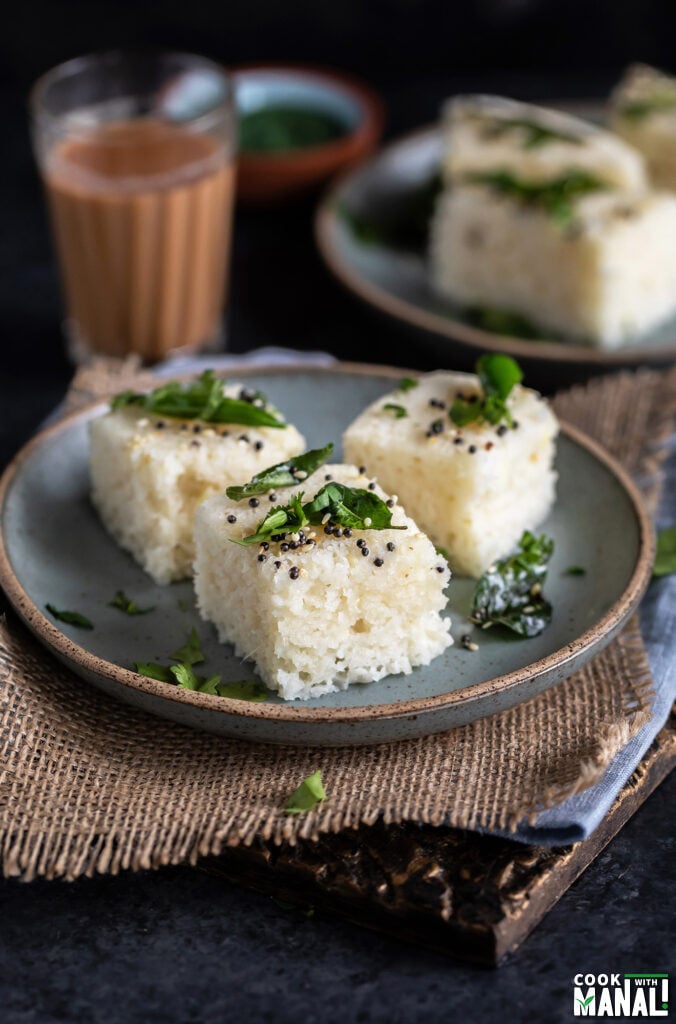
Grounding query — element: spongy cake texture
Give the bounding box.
[193,464,452,700]
[343,371,558,578]
[89,387,305,584]
[430,185,676,347]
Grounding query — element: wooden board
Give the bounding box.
[203,714,674,966]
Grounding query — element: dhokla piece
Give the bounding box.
[610,64,676,190]
[442,94,646,189]
[193,464,452,700]
[430,182,676,347]
[342,371,558,579]
[89,380,305,584]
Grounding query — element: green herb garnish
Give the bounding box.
[284,770,327,814]
[337,172,443,251]
[171,663,222,693]
[470,531,554,637]
[398,377,418,392]
[134,662,174,682]
[109,590,155,616]
[45,604,93,629]
[236,482,407,546]
[216,680,268,702]
[564,566,586,577]
[111,370,285,428]
[383,403,407,418]
[465,169,608,227]
[226,444,334,501]
[449,353,523,429]
[479,116,582,150]
[654,527,676,577]
[240,106,346,153]
[619,95,676,121]
[169,627,205,666]
[466,306,541,340]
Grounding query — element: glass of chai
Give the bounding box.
[30,51,237,363]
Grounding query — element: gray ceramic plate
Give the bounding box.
[0,364,653,746]
[316,126,676,368]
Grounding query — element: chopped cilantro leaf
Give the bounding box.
[171,663,222,693]
[654,527,676,577]
[620,95,676,121]
[46,604,93,629]
[564,566,586,577]
[479,116,582,150]
[109,590,155,615]
[134,662,174,682]
[284,770,327,813]
[464,169,608,227]
[226,444,334,501]
[111,370,285,428]
[470,531,554,637]
[169,627,205,666]
[216,680,268,702]
[383,403,408,418]
[398,377,418,392]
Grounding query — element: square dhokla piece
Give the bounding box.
[430,183,676,347]
[89,385,305,584]
[342,372,558,578]
[193,464,452,700]
[610,64,676,190]
[442,94,646,189]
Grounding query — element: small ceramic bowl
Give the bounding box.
[233,64,384,204]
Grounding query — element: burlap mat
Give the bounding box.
[1,361,675,881]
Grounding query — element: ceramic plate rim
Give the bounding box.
[0,361,655,724]
[315,124,676,367]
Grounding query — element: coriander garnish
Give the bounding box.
[235,482,407,546]
[479,116,582,150]
[45,604,93,630]
[169,627,205,666]
[134,662,174,682]
[619,95,676,121]
[226,444,334,501]
[170,663,222,693]
[464,169,608,226]
[109,590,155,615]
[111,370,285,428]
[383,403,407,418]
[284,770,327,814]
[653,527,676,577]
[398,377,418,392]
[564,566,586,577]
[216,680,268,702]
[449,353,523,429]
[470,531,554,637]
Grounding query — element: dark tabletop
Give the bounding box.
[1,29,675,1021]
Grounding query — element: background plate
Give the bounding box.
[0,364,653,746]
[316,127,676,375]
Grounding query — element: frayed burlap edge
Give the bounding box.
[1,362,674,881]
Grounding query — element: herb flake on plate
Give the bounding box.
[619,95,676,121]
[284,770,327,814]
[470,531,554,637]
[654,527,676,577]
[236,482,407,546]
[226,444,334,501]
[45,604,93,630]
[216,680,268,702]
[564,565,586,577]
[109,590,155,615]
[135,662,174,682]
[111,370,285,429]
[398,377,418,392]
[170,627,205,666]
[449,353,523,429]
[479,116,582,150]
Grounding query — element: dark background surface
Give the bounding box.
[1,3,674,1021]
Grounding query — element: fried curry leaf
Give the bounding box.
[226,444,334,501]
[470,531,554,637]
[111,370,285,428]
